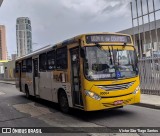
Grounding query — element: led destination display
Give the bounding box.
[86,34,131,44]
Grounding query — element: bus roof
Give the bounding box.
[16,32,131,61]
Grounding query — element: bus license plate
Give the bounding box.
[114,100,123,105]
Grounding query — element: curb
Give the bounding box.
[0,81,16,85]
[134,103,160,110]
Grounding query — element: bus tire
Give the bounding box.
[115,106,123,109]
[25,85,30,99]
[58,90,69,113]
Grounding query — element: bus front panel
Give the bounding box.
[81,45,140,111]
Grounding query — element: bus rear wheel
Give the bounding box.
[58,91,69,113]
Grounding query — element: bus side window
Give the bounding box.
[26,58,32,73]
[56,47,67,69]
[22,60,27,72]
[47,50,55,70]
[39,53,47,71]
[15,62,19,73]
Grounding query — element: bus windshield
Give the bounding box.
[84,46,138,80]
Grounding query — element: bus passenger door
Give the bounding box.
[70,47,84,107]
[19,63,22,91]
[33,58,39,96]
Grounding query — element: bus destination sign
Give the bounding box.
[86,34,131,44]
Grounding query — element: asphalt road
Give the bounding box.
[0,83,160,136]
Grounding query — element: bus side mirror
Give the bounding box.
[80,48,85,58]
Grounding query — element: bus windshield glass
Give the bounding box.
[84,46,138,80]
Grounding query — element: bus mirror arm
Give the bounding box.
[38,73,40,78]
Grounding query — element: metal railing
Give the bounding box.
[139,57,160,95]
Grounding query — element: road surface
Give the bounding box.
[0,83,160,136]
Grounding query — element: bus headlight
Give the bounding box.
[133,86,140,94]
[85,90,101,100]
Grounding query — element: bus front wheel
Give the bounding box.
[58,91,69,113]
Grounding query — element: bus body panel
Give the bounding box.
[81,68,140,111]
[83,77,140,97]
[82,76,140,111]
[39,71,53,101]
[19,73,34,95]
[52,70,73,108]
[15,32,140,112]
[15,73,20,88]
[20,73,26,93]
[84,91,140,111]
[25,73,34,96]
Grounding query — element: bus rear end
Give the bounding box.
[80,33,140,111]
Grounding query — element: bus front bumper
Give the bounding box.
[84,90,141,111]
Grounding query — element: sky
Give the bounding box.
[0,0,160,56]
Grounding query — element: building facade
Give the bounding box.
[119,19,160,57]
[3,60,15,80]
[0,60,8,79]
[11,54,17,60]
[0,25,7,60]
[16,17,32,57]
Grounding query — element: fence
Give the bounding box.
[139,57,160,95]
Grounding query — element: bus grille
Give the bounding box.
[98,82,134,91]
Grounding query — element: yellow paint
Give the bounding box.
[15,32,140,111]
[0,60,8,63]
[100,46,134,50]
[85,91,140,111]
[9,69,13,78]
[82,76,140,111]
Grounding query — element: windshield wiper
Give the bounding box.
[111,46,116,67]
[95,43,113,65]
[108,47,113,65]
[117,48,119,66]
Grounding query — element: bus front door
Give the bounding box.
[70,47,84,108]
[33,59,39,96]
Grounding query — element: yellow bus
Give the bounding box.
[15,32,140,113]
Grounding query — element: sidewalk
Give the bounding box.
[135,94,160,110]
[0,80,16,85]
[0,80,160,110]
